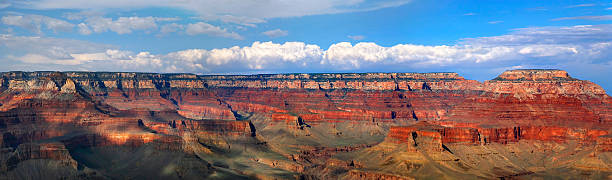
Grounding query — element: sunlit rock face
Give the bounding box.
[495,69,572,81]
[485,69,606,95]
[0,69,610,179]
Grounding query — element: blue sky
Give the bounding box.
[1,0,611,91]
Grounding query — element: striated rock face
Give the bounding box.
[201,72,479,91]
[1,70,605,94]
[495,69,571,81]
[387,122,609,148]
[0,71,483,91]
[0,69,610,179]
[14,143,76,165]
[485,69,606,94]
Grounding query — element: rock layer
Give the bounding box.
[0,69,610,179]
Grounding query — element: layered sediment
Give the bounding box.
[0,69,610,179]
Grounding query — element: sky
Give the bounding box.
[0,0,611,91]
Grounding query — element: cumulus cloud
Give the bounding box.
[0,24,610,78]
[1,14,74,34]
[323,42,385,68]
[262,29,288,38]
[163,42,324,71]
[185,22,243,39]
[205,41,322,69]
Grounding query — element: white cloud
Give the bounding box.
[197,15,265,27]
[347,35,365,40]
[166,42,323,70]
[0,24,610,75]
[9,49,163,69]
[155,17,181,22]
[166,49,208,70]
[262,29,288,38]
[552,15,612,21]
[463,24,612,45]
[463,12,476,16]
[185,22,243,39]
[323,42,385,68]
[488,21,503,24]
[70,16,182,35]
[63,10,104,20]
[6,1,411,37]
[104,49,132,59]
[160,23,183,34]
[0,34,115,56]
[168,49,207,62]
[82,16,158,34]
[517,45,578,57]
[1,14,74,34]
[77,23,91,35]
[566,4,595,8]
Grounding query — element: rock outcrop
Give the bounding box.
[0,69,610,179]
[485,69,605,95]
[388,122,608,148]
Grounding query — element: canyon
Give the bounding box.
[0,69,610,179]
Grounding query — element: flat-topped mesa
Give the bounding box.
[62,72,203,89]
[63,71,199,80]
[0,71,607,95]
[199,72,464,81]
[493,69,573,81]
[395,72,464,80]
[485,69,607,95]
[0,71,207,93]
[202,72,477,91]
[2,71,471,92]
[1,72,67,92]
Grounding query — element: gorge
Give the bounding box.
[0,69,610,179]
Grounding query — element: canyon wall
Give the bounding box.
[0,70,605,98]
[0,69,610,179]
